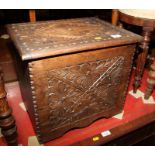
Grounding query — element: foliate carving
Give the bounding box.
[47,56,124,129]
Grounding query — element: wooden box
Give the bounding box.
[7,17,142,143]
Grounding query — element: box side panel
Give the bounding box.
[30,44,136,143]
[13,49,37,133]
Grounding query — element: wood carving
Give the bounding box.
[0,67,18,145]
[7,17,142,143]
[47,56,124,129]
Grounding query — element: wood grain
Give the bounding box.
[7,17,142,143]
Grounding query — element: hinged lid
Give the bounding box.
[7,17,142,61]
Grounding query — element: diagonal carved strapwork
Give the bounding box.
[47,56,124,128]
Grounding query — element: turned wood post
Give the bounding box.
[29,9,36,22]
[133,26,154,93]
[144,59,155,99]
[0,67,18,145]
[111,9,119,26]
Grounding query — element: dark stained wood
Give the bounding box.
[133,27,154,93]
[105,121,155,146]
[0,67,18,146]
[7,17,142,143]
[71,110,155,146]
[7,17,142,61]
[0,32,17,82]
[119,12,155,27]
[112,10,155,93]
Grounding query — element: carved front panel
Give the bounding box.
[46,56,124,129]
[27,45,135,142]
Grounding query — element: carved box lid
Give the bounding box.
[7,17,142,61]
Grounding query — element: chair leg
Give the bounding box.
[133,26,153,93]
[29,9,36,22]
[144,59,155,99]
[111,9,119,26]
[0,67,18,146]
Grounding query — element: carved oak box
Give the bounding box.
[7,17,142,143]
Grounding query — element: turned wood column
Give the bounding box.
[29,10,36,22]
[0,67,18,145]
[112,9,119,26]
[144,59,155,99]
[133,27,154,93]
